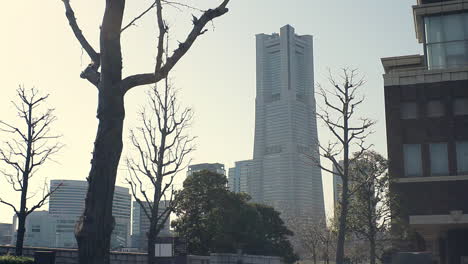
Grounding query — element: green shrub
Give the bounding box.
[0,255,34,264]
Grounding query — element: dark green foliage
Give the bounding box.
[172,170,298,263]
[0,256,34,264]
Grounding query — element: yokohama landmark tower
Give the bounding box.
[250,25,325,220]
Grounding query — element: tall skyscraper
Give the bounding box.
[251,25,325,220]
[228,160,253,193]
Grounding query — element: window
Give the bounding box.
[401,102,418,119]
[456,141,468,174]
[430,143,449,176]
[427,100,444,117]
[454,98,468,115]
[403,144,422,177]
[425,13,468,69]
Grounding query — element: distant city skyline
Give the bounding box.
[0,0,423,223]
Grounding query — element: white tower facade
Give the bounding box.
[251,25,325,220]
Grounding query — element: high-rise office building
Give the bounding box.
[251,25,325,220]
[131,201,171,251]
[187,163,225,176]
[228,160,253,193]
[382,1,468,263]
[49,180,131,249]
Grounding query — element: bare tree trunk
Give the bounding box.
[147,222,158,264]
[75,92,124,264]
[15,214,26,256]
[336,177,349,264]
[369,236,376,264]
[74,1,125,263]
[313,249,317,264]
[336,84,350,264]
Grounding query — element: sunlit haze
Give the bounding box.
[0,0,422,224]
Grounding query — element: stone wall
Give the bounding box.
[0,246,284,264]
[0,246,147,264]
[209,253,283,264]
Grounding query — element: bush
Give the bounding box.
[0,256,34,264]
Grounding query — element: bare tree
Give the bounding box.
[126,77,194,264]
[0,86,62,256]
[347,150,395,264]
[320,226,337,264]
[315,69,375,264]
[288,217,322,264]
[60,0,231,263]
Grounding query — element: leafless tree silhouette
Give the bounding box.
[0,86,62,256]
[60,0,231,262]
[126,78,194,264]
[314,68,375,264]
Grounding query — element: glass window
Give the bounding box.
[401,102,418,119]
[426,15,443,43]
[424,13,468,69]
[427,43,446,68]
[430,143,449,176]
[445,41,467,67]
[403,144,423,177]
[454,98,468,115]
[427,100,444,117]
[444,14,464,41]
[457,141,468,174]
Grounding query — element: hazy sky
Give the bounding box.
[0,1,422,224]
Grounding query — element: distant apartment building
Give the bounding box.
[0,223,13,245]
[187,163,225,176]
[21,211,56,248]
[131,200,171,251]
[45,180,131,249]
[250,25,325,221]
[228,160,253,193]
[382,1,468,263]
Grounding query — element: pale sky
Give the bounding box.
[0,1,422,224]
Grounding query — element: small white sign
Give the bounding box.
[155,243,173,257]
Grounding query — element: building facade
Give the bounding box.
[187,163,225,176]
[49,180,132,249]
[251,25,325,220]
[228,160,253,193]
[0,223,12,245]
[382,1,468,263]
[131,201,171,251]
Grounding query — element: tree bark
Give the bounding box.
[147,222,158,264]
[15,214,26,256]
[369,235,376,264]
[74,1,125,263]
[336,84,350,264]
[75,99,124,264]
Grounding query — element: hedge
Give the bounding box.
[0,256,34,264]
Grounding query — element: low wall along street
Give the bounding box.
[0,246,284,264]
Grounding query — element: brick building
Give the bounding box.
[382,1,468,263]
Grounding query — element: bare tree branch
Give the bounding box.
[121,0,231,93]
[0,86,62,256]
